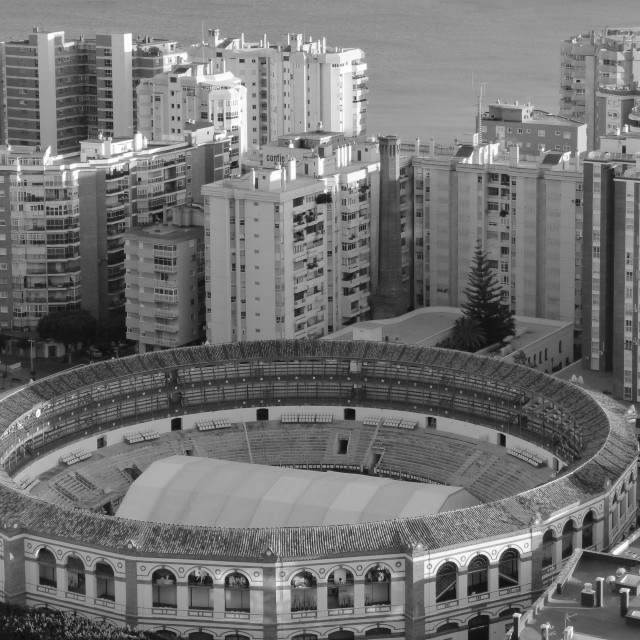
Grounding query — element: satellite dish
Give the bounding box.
[35,409,41,418]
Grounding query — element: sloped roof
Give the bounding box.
[116,457,479,527]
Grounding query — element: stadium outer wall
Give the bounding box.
[0,340,635,640]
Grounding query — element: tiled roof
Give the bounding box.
[0,341,635,560]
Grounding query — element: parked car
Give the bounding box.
[86,346,102,358]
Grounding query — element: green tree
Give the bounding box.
[459,242,515,348]
[451,315,486,352]
[37,309,97,353]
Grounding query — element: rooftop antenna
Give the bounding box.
[475,81,486,144]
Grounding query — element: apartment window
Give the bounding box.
[538,130,546,137]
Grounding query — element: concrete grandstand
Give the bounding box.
[0,340,635,640]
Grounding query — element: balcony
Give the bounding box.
[154,279,177,289]
[155,308,179,319]
[155,323,179,333]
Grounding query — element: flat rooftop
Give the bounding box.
[521,551,640,640]
[327,307,570,350]
[124,222,203,241]
[116,456,480,527]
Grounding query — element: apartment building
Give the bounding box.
[581,132,640,401]
[481,100,587,158]
[124,208,205,351]
[193,30,367,148]
[0,144,83,332]
[0,127,226,335]
[202,131,380,342]
[0,28,187,153]
[136,63,246,173]
[412,136,583,341]
[559,28,640,150]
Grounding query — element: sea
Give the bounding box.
[1,0,639,144]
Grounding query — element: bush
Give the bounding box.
[0,602,171,640]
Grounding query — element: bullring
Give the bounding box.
[0,340,635,640]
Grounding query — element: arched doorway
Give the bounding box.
[468,614,490,640]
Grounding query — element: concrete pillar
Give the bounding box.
[124,558,139,628]
[84,568,96,600]
[2,535,26,605]
[403,553,425,640]
[458,567,468,599]
[620,588,630,616]
[354,578,365,610]
[595,577,604,607]
[529,529,546,593]
[176,578,189,612]
[262,563,278,640]
[512,612,522,639]
[213,584,225,613]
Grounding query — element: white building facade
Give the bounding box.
[137,64,247,173]
[412,138,583,336]
[203,133,380,342]
[193,30,367,148]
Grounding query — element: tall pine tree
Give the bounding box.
[458,242,515,348]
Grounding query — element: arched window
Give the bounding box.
[542,530,555,568]
[435,562,457,603]
[293,633,319,640]
[66,555,85,594]
[290,571,317,612]
[225,634,249,640]
[225,572,250,612]
[364,628,392,637]
[188,569,213,610]
[365,565,391,606]
[582,511,595,549]
[189,632,214,640]
[328,632,355,640]
[499,607,521,619]
[327,568,354,609]
[468,614,490,640]
[95,562,115,601]
[467,556,489,596]
[436,622,459,632]
[155,632,178,640]
[152,569,177,608]
[37,548,57,588]
[612,495,620,529]
[498,549,519,588]
[561,520,575,559]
